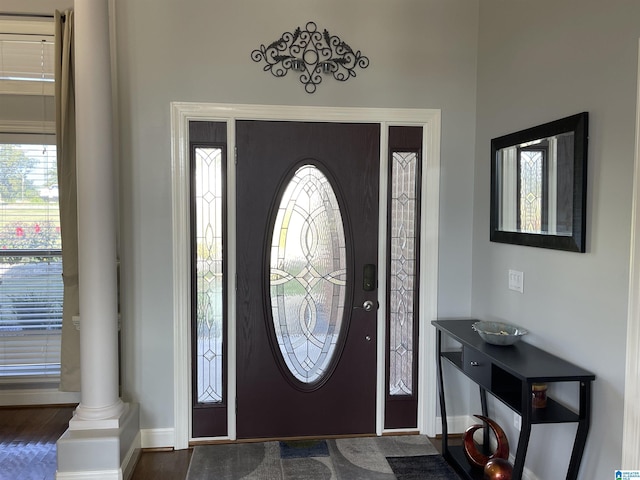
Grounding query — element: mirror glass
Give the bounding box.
[490,113,588,252]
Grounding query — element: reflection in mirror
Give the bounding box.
[496,132,574,235]
[490,112,588,252]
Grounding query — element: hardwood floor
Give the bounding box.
[131,449,192,480]
[0,405,75,480]
[0,405,192,480]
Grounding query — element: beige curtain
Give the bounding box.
[55,10,80,392]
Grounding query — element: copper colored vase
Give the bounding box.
[462,415,510,469]
[483,457,513,480]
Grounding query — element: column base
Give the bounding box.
[56,402,140,480]
[69,399,127,431]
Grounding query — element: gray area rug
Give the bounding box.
[186,435,461,479]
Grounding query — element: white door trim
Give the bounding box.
[622,39,640,469]
[170,102,441,449]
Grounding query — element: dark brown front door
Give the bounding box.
[236,120,380,439]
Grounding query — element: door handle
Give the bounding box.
[354,300,377,312]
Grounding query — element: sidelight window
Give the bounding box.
[193,146,225,404]
[388,151,419,396]
[385,125,423,429]
[189,121,228,438]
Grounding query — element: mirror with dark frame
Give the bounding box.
[490,112,588,252]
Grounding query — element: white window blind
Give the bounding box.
[0,36,54,82]
[0,143,61,378]
[0,16,54,96]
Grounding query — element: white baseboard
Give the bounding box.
[140,428,175,449]
[56,469,121,480]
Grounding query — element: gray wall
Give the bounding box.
[472,1,640,478]
[114,0,479,430]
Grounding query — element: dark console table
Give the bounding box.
[432,319,595,480]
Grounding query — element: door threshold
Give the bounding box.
[190,430,420,447]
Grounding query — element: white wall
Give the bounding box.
[473,1,640,478]
[114,0,479,430]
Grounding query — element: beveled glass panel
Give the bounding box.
[519,150,543,232]
[389,152,418,396]
[270,164,347,384]
[194,147,223,404]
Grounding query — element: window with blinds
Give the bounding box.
[0,17,60,379]
[0,143,61,377]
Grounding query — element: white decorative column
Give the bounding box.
[56,0,139,478]
[71,0,124,429]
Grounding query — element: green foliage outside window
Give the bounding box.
[0,145,41,203]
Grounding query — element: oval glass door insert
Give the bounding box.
[270,164,347,384]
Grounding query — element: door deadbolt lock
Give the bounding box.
[363,264,376,291]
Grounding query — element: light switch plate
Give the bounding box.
[508,269,524,293]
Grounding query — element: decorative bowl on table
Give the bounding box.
[472,321,528,346]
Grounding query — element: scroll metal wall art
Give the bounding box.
[251,21,370,94]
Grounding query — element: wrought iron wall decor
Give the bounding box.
[251,21,370,94]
